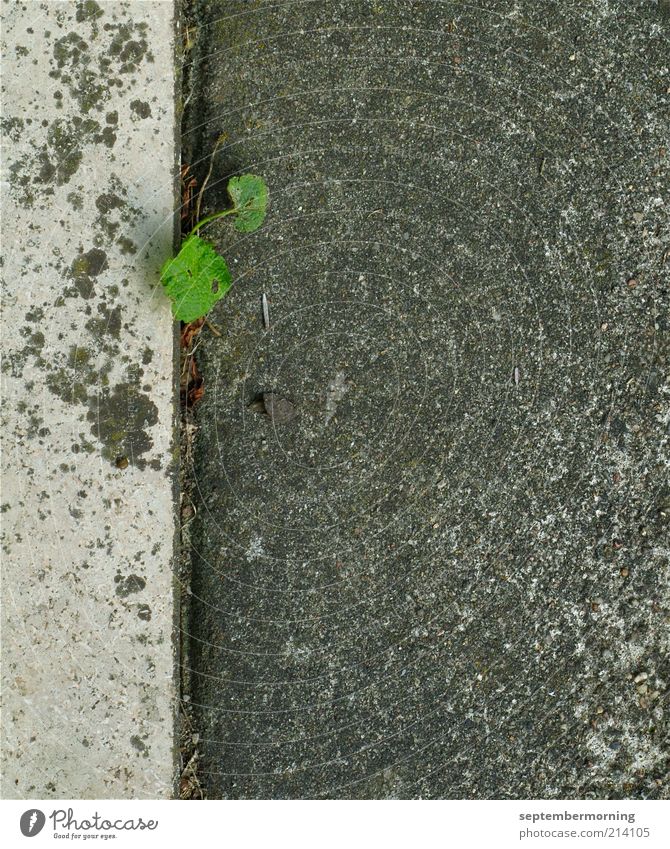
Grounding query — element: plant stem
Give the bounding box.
[188,207,237,236]
[195,133,227,223]
[204,318,222,337]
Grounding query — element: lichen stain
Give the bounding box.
[4,328,47,378]
[107,23,151,74]
[95,192,124,214]
[68,248,108,298]
[129,734,150,757]
[115,573,146,597]
[25,307,45,323]
[100,125,116,147]
[34,118,100,186]
[48,8,154,119]
[1,116,24,142]
[130,99,151,119]
[87,375,158,469]
[85,302,122,339]
[118,237,137,255]
[46,370,88,405]
[75,1,104,23]
[42,345,157,468]
[52,32,89,71]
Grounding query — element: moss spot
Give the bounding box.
[98,125,116,147]
[31,331,45,346]
[33,118,101,185]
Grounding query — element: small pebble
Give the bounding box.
[249,392,298,424]
[633,672,648,684]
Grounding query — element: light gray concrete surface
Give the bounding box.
[1,1,178,798]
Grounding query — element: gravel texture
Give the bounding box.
[183,0,669,799]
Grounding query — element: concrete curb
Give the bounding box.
[1,0,178,798]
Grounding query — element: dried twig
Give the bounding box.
[204,318,222,337]
[180,164,198,230]
[195,133,228,223]
[180,317,205,349]
[262,292,270,330]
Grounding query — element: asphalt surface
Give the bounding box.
[183,0,669,799]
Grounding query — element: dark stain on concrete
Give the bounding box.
[87,372,158,468]
[115,574,147,598]
[75,0,104,23]
[68,248,108,298]
[95,193,124,215]
[130,99,152,119]
[129,735,150,758]
[85,302,123,340]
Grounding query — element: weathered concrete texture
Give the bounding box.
[185,0,670,799]
[1,1,177,798]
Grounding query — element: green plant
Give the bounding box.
[161,174,268,323]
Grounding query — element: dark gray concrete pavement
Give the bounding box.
[183,0,669,799]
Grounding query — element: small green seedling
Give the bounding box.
[161,173,268,323]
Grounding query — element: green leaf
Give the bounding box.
[227,174,268,232]
[160,235,232,323]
